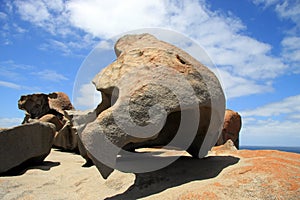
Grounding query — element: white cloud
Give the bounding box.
[0,61,43,91]
[253,0,280,8]
[66,0,167,38]
[96,40,114,50]
[240,94,300,146]
[0,12,7,20]
[14,0,67,35]
[282,36,300,51]
[281,36,300,72]
[31,70,68,82]
[44,0,64,12]
[275,1,300,27]
[0,61,67,90]
[253,0,300,74]
[215,69,273,99]
[0,80,40,91]
[63,0,287,98]
[0,80,22,90]
[11,0,293,99]
[39,39,71,55]
[73,82,101,109]
[9,0,97,56]
[241,118,300,146]
[0,60,35,81]
[15,0,50,24]
[40,35,98,56]
[0,117,23,128]
[241,94,300,118]
[12,23,27,33]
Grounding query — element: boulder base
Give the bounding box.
[0,122,55,173]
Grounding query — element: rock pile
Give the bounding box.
[0,34,243,177]
[18,92,78,151]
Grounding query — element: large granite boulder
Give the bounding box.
[0,122,55,173]
[216,109,242,149]
[69,33,225,179]
[18,92,78,151]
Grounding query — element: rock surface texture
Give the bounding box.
[0,142,299,199]
[18,92,78,151]
[216,109,242,149]
[71,33,225,179]
[0,122,55,173]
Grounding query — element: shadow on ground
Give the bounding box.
[105,155,239,199]
[0,161,60,176]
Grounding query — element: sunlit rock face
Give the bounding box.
[216,109,242,149]
[69,33,225,179]
[0,122,55,173]
[18,92,78,151]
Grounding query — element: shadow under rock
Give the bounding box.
[0,160,60,177]
[105,155,239,200]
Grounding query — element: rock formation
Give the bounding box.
[18,92,78,151]
[0,122,55,173]
[216,109,242,149]
[69,33,226,179]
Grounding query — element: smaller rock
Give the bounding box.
[18,92,78,151]
[64,109,98,164]
[0,122,55,173]
[38,114,63,131]
[216,109,241,149]
[53,120,78,151]
[18,92,74,122]
[48,92,74,115]
[18,93,50,120]
[209,139,237,156]
[217,139,237,151]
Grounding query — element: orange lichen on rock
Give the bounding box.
[178,191,218,200]
[1,140,299,199]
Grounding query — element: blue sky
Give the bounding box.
[0,0,299,147]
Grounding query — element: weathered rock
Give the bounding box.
[65,109,97,164]
[18,92,78,151]
[48,92,74,115]
[216,109,241,149]
[0,122,55,173]
[18,93,50,121]
[18,92,74,121]
[73,33,225,179]
[39,114,64,131]
[53,119,78,151]
[210,139,237,156]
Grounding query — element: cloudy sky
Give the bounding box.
[0,0,299,147]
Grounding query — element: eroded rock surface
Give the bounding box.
[0,122,55,173]
[71,33,226,179]
[18,92,78,151]
[216,109,242,149]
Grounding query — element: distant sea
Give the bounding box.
[240,146,300,154]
